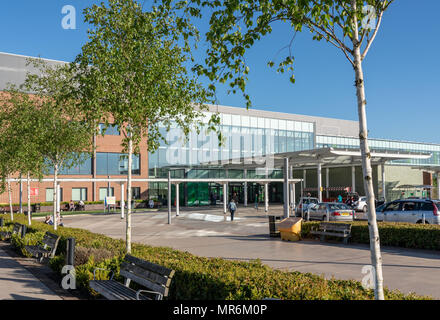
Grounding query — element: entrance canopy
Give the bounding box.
[220,147,432,170]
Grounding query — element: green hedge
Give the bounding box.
[2,215,430,300]
[301,221,440,250]
[0,201,105,207]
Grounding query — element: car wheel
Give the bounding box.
[416,220,429,224]
[322,215,327,221]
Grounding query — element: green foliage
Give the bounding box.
[302,221,440,251]
[2,214,430,300]
[171,0,394,107]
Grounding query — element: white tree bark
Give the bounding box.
[53,163,58,231]
[126,136,133,253]
[27,172,31,226]
[7,175,13,221]
[351,0,384,300]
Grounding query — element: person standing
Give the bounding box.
[228,199,237,221]
[337,194,343,203]
[255,192,259,210]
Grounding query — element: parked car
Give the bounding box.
[295,197,319,217]
[354,196,368,212]
[306,202,354,221]
[380,199,440,224]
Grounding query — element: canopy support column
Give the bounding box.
[223,183,227,214]
[351,165,356,193]
[176,183,180,216]
[283,158,289,218]
[244,169,248,207]
[381,163,386,202]
[317,162,322,203]
[326,167,330,199]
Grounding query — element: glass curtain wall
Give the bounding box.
[148,111,315,206]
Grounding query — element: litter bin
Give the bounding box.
[278,217,303,242]
[268,215,282,238]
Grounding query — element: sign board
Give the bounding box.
[30,188,39,196]
[105,196,116,206]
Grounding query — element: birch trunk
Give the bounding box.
[351,0,384,300]
[7,175,13,221]
[126,137,133,253]
[53,164,58,231]
[27,172,31,226]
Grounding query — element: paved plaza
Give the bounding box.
[0,244,62,300]
[53,205,440,299]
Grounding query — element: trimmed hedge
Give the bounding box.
[2,214,431,300]
[301,221,440,251]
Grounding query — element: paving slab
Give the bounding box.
[0,245,62,300]
[59,205,440,299]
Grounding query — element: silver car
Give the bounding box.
[306,202,354,221]
[295,197,319,217]
[379,199,440,224]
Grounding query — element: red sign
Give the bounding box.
[30,188,39,196]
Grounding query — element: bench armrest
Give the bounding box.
[136,289,163,300]
[93,268,114,280]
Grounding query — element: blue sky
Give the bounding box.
[1,0,439,144]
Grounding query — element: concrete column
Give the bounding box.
[223,183,227,214]
[244,169,248,207]
[176,183,180,216]
[289,166,294,215]
[292,182,296,210]
[326,167,330,199]
[351,165,356,193]
[317,163,322,202]
[303,169,307,196]
[283,158,289,218]
[120,183,125,219]
[168,171,171,224]
[381,163,386,201]
[437,172,440,200]
[264,183,269,212]
[264,167,269,212]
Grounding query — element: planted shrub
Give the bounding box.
[1,215,431,300]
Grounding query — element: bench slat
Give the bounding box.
[119,269,168,296]
[124,255,174,277]
[120,262,172,287]
[90,280,150,300]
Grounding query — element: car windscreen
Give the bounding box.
[336,204,350,210]
[303,199,318,204]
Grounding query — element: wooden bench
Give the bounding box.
[89,254,175,300]
[0,222,23,240]
[310,222,352,245]
[25,231,60,262]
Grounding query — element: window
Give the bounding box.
[384,202,401,212]
[420,202,435,211]
[72,188,87,201]
[46,188,63,202]
[99,187,115,201]
[131,187,141,200]
[96,153,140,175]
[402,202,418,211]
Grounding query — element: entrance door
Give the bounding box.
[229,184,243,204]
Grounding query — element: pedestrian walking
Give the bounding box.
[228,199,237,221]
